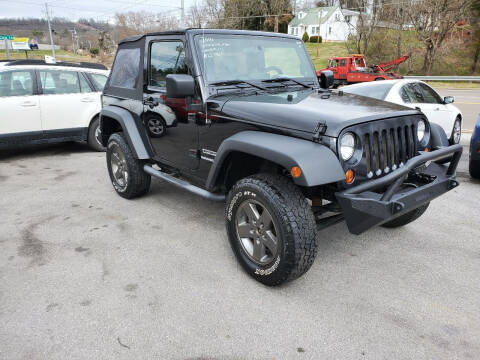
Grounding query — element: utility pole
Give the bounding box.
[181,0,185,27]
[45,2,56,61]
[69,28,78,54]
[4,39,10,60]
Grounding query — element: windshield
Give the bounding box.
[342,82,394,100]
[194,34,317,84]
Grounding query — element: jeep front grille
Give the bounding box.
[340,116,423,180]
[363,124,417,177]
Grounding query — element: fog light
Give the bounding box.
[291,166,302,178]
[345,169,355,184]
[424,148,429,152]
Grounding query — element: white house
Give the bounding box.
[288,6,359,42]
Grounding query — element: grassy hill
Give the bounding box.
[0,49,114,67]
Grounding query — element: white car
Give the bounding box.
[0,60,109,151]
[341,79,463,144]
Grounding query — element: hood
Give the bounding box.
[219,89,420,137]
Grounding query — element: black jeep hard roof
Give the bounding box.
[118,28,299,45]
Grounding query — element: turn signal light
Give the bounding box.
[345,169,355,184]
[424,148,429,152]
[291,166,302,178]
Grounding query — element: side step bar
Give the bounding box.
[143,165,226,202]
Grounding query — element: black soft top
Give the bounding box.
[118,28,299,45]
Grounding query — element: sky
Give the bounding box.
[0,0,198,22]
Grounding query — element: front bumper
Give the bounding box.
[336,144,462,235]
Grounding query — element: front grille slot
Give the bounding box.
[355,118,420,179]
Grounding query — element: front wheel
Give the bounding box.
[225,174,318,286]
[382,203,429,228]
[106,133,151,199]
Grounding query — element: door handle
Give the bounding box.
[80,97,95,103]
[20,101,36,107]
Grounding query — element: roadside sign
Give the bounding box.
[0,35,14,40]
[11,37,30,50]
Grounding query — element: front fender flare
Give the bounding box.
[100,106,151,159]
[206,131,345,190]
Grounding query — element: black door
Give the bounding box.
[143,37,199,171]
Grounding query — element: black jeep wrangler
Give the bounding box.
[100,29,462,286]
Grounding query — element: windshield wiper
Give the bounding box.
[209,80,268,91]
[261,77,312,89]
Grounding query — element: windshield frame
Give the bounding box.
[190,32,319,94]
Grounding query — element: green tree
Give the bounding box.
[470,0,480,73]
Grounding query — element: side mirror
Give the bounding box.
[320,70,334,89]
[166,74,195,98]
[444,96,454,104]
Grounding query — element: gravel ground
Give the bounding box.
[0,136,479,360]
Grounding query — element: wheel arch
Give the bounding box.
[88,113,100,131]
[205,131,345,192]
[100,105,152,159]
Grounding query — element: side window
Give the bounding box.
[340,59,346,67]
[39,70,81,95]
[79,73,92,93]
[110,48,140,88]
[0,70,34,97]
[149,41,187,88]
[403,83,424,103]
[89,73,108,91]
[400,86,412,103]
[418,83,442,104]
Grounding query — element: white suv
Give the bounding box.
[0,60,109,151]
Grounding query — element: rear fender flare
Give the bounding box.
[100,106,151,159]
[205,131,345,190]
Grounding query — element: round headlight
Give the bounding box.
[417,120,426,141]
[340,132,355,161]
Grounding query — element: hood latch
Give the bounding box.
[313,121,327,142]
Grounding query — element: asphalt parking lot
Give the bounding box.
[0,136,479,360]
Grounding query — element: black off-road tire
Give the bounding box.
[470,159,480,179]
[106,133,151,199]
[225,173,318,286]
[382,202,430,228]
[87,116,105,152]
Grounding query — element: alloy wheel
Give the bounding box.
[453,120,461,144]
[235,199,279,265]
[148,118,165,136]
[110,144,129,189]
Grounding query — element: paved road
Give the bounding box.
[0,141,479,360]
[434,88,480,131]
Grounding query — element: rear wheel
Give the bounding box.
[225,173,318,286]
[106,133,151,199]
[87,117,105,152]
[375,77,385,81]
[382,203,429,228]
[449,117,461,145]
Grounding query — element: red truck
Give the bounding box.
[317,54,409,87]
